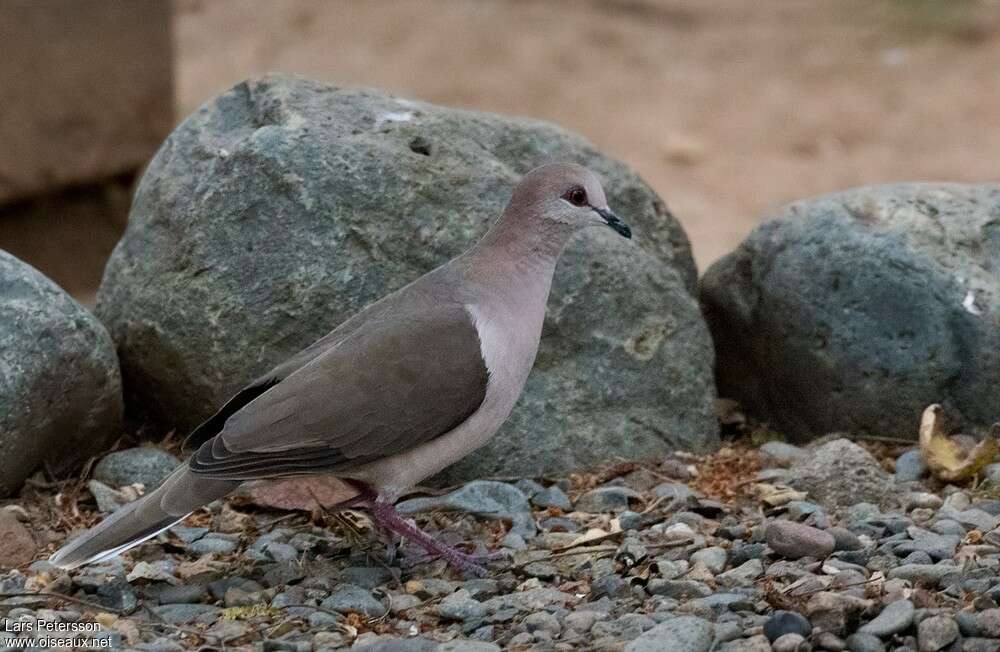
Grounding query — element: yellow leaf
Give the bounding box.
[919,404,999,483]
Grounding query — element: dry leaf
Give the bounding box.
[753,483,808,507]
[919,404,999,482]
[243,476,360,511]
[126,560,179,585]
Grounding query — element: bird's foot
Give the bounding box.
[368,500,505,577]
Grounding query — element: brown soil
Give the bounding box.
[176,0,1000,271]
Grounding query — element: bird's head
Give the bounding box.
[507,162,631,239]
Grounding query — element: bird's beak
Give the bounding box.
[594,207,631,239]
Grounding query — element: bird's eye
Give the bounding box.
[564,187,588,206]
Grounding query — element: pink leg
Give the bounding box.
[369,500,493,576]
[339,480,503,576]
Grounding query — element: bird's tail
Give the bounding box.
[49,466,238,570]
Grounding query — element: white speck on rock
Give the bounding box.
[963,290,983,316]
[374,110,415,129]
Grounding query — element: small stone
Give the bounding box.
[766,520,836,559]
[574,486,641,513]
[716,559,764,587]
[531,485,572,511]
[437,589,486,622]
[320,584,385,618]
[437,642,501,652]
[760,441,808,468]
[0,512,37,568]
[150,603,221,625]
[261,542,298,562]
[690,546,727,574]
[502,533,527,550]
[772,633,810,652]
[653,482,697,503]
[624,615,714,652]
[956,611,981,637]
[828,527,863,551]
[974,608,1000,638]
[895,527,960,560]
[917,615,959,652]
[906,493,944,510]
[764,610,813,642]
[340,566,394,590]
[93,447,180,490]
[895,450,927,482]
[396,480,536,537]
[187,533,238,555]
[564,610,607,633]
[646,579,712,599]
[887,564,959,587]
[859,600,914,637]
[522,611,561,635]
[845,632,885,652]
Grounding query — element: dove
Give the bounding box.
[50,162,631,572]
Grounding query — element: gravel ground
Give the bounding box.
[4,438,1000,651]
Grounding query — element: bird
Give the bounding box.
[50,162,632,572]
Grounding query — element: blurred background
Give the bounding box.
[3,0,1000,303]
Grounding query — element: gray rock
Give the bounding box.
[771,633,809,652]
[624,615,714,652]
[396,480,535,537]
[701,182,1000,439]
[150,603,221,625]
[759,441,808,468]
[87,480,130,513]
[917,614,959,652]
[829,526,863,551]
[766,520,835,559]
[786,439,895,512]
[895,450,927,482]
[859,599,914,637]
[340,566,394,590]
[690,546,727,573]
[530,485,572,511]
[845,632,886,652]
[522,611,561,635]
[320,584,385,618]
[97,74,718,478]
[763,610,812,642]
[0,250,122,497]
[974,608,1000,638]
[716,559,764,587]
[186,533,238,556]
[887,564,959,586]
[93,447,180,490]
[895,527,961,560]
[436,589,486,621]
[437,642,500,652]
[574,486,642,513]
[719,635,773,652]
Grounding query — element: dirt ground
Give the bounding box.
[175,0,1000,271]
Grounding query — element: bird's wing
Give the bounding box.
[187,302,489,480]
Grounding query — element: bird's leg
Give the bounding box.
[340,480,499,576]
[368,500,490,577]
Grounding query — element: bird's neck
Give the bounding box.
[462,216,571,296]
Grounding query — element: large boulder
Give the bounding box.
[701,183,1000,440]
[97,74,718,480]
[0,251,122,496]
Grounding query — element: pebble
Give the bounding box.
[772,633,810,652]
[93,447,180,490]
[530,485,572,511]
[320,584,385,618]
[766,520,836,559]
[845,632,885,652]
[624,615,714,652]
[574,485,642,512]
[917,614,959,652]
[690,546,728,573]
[760,441,808,467]
[859,599,914,637]
[437,589,486,621]
[764,610,813,642]
[895,450,927,482]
